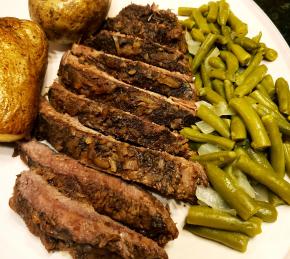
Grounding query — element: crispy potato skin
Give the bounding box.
[0,17,48,142]
[29,0,111,44]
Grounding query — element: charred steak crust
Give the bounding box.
[9,171,168,259]
[70,44,196,101]
[18,140,179,245]
[82,30,190,74]
[104,4,187,53]
[36,100,208,203]
[58,54,197,130]
[49,82,191,158]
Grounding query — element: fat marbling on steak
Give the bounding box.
[36,99,208,203]
[9,170,168,259]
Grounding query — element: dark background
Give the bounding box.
[255,0,290,45]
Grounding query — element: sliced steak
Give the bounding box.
[49,82,191,158]
[36,99,208,203]
[82,30,190,74]
[70,44,196,102]
[9,170,168,259]
[103,4,187,53]
[59,54,197,130]
[18,140,178,245]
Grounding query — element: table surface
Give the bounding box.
[255,0,290,45]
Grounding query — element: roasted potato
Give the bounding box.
[29,0,111,44]
[0,17,48,142]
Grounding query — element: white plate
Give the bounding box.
[0,1,290,259]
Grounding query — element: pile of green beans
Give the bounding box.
[179,0,290,252]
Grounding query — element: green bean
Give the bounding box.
[209,69,227,80]
[207,1,218,23]
[234,65,268,97]
[178,7,194,16]
[197,104,230,138]
[229,97,271,149]
[194,73,203,94]
[185,225,249,252]
[244,96,258,105]
[252,32,262,43]
[180,18,195,29]
[227,11,248,37]
[264,48,278,61]
[209,22,221,34]
[200,63,212,88]
[256,84,271,99]
[245,147,273,171]
[268,192,286,207]
[255,200,278,223]
[186,206,262,237]
[224,80,235,102]
[191,28,205,42]
[235,155,290,204]
[275,77,290,115]
[234,37,259,51]
[199,4,209,14]
[208,57,226,70]
[228,42,251,66]
[217,0,230,26]
[231,116,247,141]
[191,151,236,166]
[221,25,232,41]
[180,127,235,150]
[212,79,226,99]
[191,34,217,74]
[283,143,290,177]
[191,8,211,34]
[216,35,229,45]
[220,50,239,82]
[250,90,278,112]
[235,51,264,86]
[206,163,260,220]
[202,86,226,105]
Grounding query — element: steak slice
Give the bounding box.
[103,4,187,53]
[70,44,196,102]
[9,170,168,259]
[36,99,208,203]
[59,54,197,130]
[82,30,190,74]
[49,82,191,158]
[18,140,178,245]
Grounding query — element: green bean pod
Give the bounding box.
[208,56,226,70]
[221,25,232,41]
[283,143,290,177]
[191,28,205,42]
[256,84,271,99]
[202,87,226,105]
[234,65,268,97]
[264,48,278,61]
[245,147,273,171]
[186,206,262,237]
[191,34,217,74]
[224,80,235,102]
[268,192,286,207]
[180,127,235,150]
[275,77,290,115]
[207,1,218,22]
[209,22,221,34]
[206,163,260,220]
[191,8,211,34]
[194,73,203,94]
[262,115,285,177]
[220,50,239,82]
[252,32,262,43]
[180,18,195,29]
[250,90,279,112]
[209,69,227,81]
[255,200,278,223]
[229,98,271,149]
[228,42,251,66]
[227,12,248,37]
[217,0,230,26]
[199,4,209,14]
[178,7,194,16]
[200,63,212,88]
[185,225,249,252]
[235,155,290,204]
[212,79,226,99]
[231,116,247,141]
[216,35,229,45]
[235,51,264,86]
[191,151,236,166]
[260,74,275,99]
[234,37,259,51]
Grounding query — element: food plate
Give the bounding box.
[0,0,290,258]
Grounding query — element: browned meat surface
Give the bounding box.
[9,170,168,259]
[70,44,196,102]
[36,99,208,203]
[49,82,191,158]
[59,54,197,130]
[103,4,187,53]
[82,30,190,74]
[18,140,178,245]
